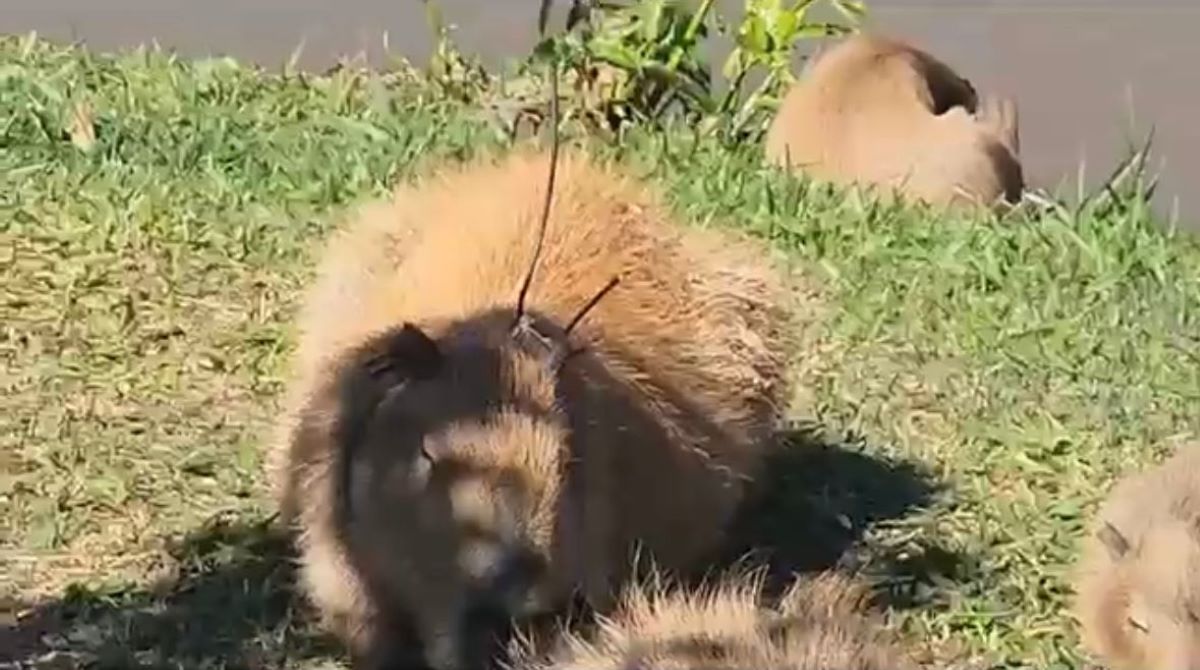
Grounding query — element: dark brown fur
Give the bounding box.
[506,570,921,670]
[764,33,1023,209]
[1073,441,1200,670]
[268,148,799,669]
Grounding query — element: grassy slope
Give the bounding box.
[2,34,1198,669]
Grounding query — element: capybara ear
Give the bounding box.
[362,322,443,385]
[1098,521,1132,561]
[977,94,1021,157]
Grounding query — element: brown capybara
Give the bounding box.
[764,33,1023,209]
[1073,441,1200,670]
[267,147,799,669]
[506,569,922,670]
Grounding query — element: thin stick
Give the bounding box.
[514,60,561,321]
[565,276,619,335]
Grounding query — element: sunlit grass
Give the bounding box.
[2,34,1197,669]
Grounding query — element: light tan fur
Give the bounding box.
[1073,441,1200,670]
[507,570,920,670]
[764,33,1023,209]
[268,148,797,669]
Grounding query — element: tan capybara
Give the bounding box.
[764,33,1023,209]
[506,570,921,670]
[267,147,797,669]
[1073,442,1200,670]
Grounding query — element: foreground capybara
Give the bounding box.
[267,147,799,669]
[507,570,922,670]
[765,33,1023,209]
[1073,442,1200,670]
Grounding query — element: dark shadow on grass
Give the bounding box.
[1,426,972,669]
[717,423,973,608]
[1,512,339,670]
[861,537,980,612]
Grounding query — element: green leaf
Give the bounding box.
[793,23,841,40]
[530,36,559,60]
[741,16,770,54]
[590,42,642,71]
[833,0,869,22]
[775,11,800,41]
[641,0,667,41]
[721,49,745,81]
[422,0,446,37]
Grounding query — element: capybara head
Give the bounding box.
[327,310,580,668]
[507,570,921,670]
[1079,517,1200,670]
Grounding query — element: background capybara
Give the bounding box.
[1073,442,1200,670]
[765,33,1023,209]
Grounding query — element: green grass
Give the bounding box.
[2,33,1198,669]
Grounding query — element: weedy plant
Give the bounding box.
[717,0,866,139]
[531,0,866,141]
[531,0,719,132]
[421,0,492,104]
[422,0,867,144]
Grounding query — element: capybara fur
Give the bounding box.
[506,570,921,670]
[1073,442,1200,670]
[764,33,1023,209]
[268,148,796,669]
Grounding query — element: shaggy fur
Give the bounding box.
[1073,441,1200,670]
[764,33,1023,209]
[506,570,920,670]
[267,148,797,669]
